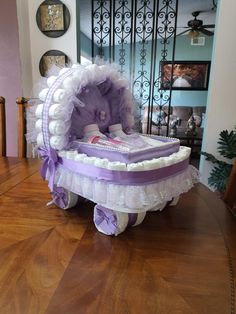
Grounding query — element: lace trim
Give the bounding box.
[51,165,199,213]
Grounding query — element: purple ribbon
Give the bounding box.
[94,205,118,235]
[51,187,68,209]
[38,147,62,191]
[61,157,189,186]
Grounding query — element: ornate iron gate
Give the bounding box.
[91,0,179,135]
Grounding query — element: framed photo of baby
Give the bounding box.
[160,61,211,91]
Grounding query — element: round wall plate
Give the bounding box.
[36,0,70,38]
[39,50,70,77]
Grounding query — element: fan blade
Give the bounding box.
[199,28,214,36]
[177,26,189,29]
[177,29,190,36]
[202,24,215,28]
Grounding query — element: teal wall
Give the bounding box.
[80,32,93,59]
[76,0,100,61]
[173,36,213,106]
[103,35,214,107]
[80,32,100,61]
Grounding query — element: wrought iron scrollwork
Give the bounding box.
[113,0,132,72]
[133,0,154,115]
[92,0,111,57]
[151,0,178,135]
[91,0,178,135]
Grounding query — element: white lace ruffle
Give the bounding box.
[53,164,199,213]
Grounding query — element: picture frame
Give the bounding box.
[160,61,211,91]
[36,0,70,38]
[40,4,64,31]
[39,50,69,77]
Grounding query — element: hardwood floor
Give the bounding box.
[0,157,235,313]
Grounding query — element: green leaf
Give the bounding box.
[200,151,228,167]
[208,163,233,192]
[217,129,236,159]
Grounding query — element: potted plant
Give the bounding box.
[201,127,236,194]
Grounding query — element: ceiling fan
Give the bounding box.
[178,11,215,38]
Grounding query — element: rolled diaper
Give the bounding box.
[142,159,158,171]
[83,156,98,165]
[93,205,147,236]
[163,155,175,167]
[35,119,42,132]
[35,119,70,135]
[63,77,73,89]
[169,196,180,206]
[107,161,127,171]
[53,89,65,102]
[65,150,78,160]
[143,157,165,170]
[51,186,78,210]
[94,158,109,169]
[131,212,146,226]
[49,120,70,135]
[74,153,87,162]
[127,162,145,171]
[49,104,66,119]
[47,76,57,88]
[38,88,65,102]
[35,104,44,118]
[50,135,68,150]
[36,133,44,147]
[36,133,68,150]
[39,88,49,101]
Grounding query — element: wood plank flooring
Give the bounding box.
[0,157,235,314]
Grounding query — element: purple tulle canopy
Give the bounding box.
[69,79,127,140]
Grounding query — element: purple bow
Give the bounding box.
[94,205,118,235]
[38,147,62,191]
[51,187,67,209]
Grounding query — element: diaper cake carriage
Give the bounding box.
[29,63,198,236]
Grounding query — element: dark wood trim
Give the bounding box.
[16,97,28,158]
[0,96,6,156]
[224,160,236,210]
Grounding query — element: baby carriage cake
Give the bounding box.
[29,63,198,236]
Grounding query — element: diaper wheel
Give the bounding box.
[169,196,180,206]
[51,186,78,210]
[93,204,146,236]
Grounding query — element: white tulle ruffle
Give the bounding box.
[53,164,199,213]
[27,63,135,151]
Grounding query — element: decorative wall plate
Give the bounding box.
[36,0,70,38]
[39,50,70,77]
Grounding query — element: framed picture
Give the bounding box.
[160,61,211,91]
[39,50,69,77]
[40,4,64,31]
[36,0,70,38]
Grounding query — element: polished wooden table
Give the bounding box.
[0,157,235,314]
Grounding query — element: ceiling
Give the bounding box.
[79,0,217,42]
